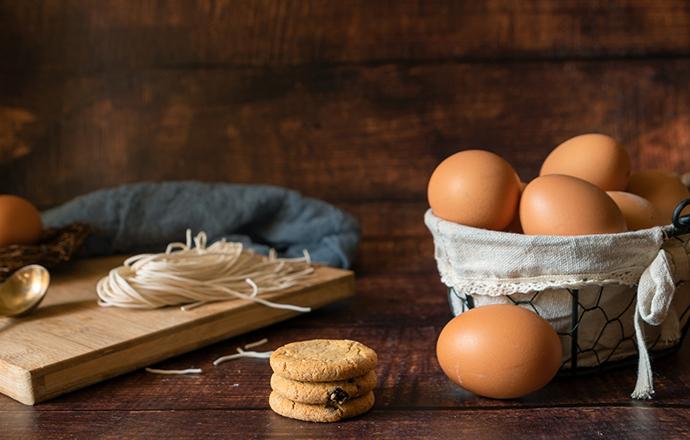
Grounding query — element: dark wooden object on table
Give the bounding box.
[1,1,689,438]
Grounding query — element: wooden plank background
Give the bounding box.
[2,1,690,276]
[1,1,690,437]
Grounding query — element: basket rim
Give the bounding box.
[424,210,685,296]
[425,209,671,244]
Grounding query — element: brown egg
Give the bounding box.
[540,133,630,191]
[607,191,660,230]
[627,170,690,224]
[0,195,43,247]
[436,304,562,399]
[428,150,521,230]
[520,175,627,236]
[504,181,527,233]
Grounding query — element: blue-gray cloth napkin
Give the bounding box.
[42,181,360,269]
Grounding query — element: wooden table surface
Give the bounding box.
[1,1,690,438]
[1,268,689,438]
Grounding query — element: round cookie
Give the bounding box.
[270,339,377,382]
[269,390,375,423]
[271,370,377,405]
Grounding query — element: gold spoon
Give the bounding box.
[0,265,50,317]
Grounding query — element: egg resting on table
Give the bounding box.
[436,304,562,399]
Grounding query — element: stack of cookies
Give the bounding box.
[269,339,377,423]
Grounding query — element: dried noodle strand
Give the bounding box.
[213,349,274,366]
[145,367,203,375]
[244,338,268,349]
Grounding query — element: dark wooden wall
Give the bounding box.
[1,0,689,275]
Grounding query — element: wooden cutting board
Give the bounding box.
[0,256,355,405]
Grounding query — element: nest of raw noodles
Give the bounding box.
[0,223,90,281]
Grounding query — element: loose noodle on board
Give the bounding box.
[96,230,314,312]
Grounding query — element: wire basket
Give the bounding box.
[449,283,690,376]
[445,200,690,376]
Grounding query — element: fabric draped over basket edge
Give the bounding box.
[425,209,690,399]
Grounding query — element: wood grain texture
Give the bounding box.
[1,0,689,73]
[0,256,354,405]
[0,272,689,413]
[2,61,690,209]
[2,407,690,440]
[0,260,689,435]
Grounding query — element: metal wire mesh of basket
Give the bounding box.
[449,283,690,376]
[0,223,90,281]
[447,200,690,376]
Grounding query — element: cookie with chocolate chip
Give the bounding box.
[269,390,375,423]
[270,369,377,405]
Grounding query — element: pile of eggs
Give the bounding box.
[428,133,690,235]
[431,134,690,401]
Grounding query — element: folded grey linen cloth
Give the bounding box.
[42,181,360,269]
